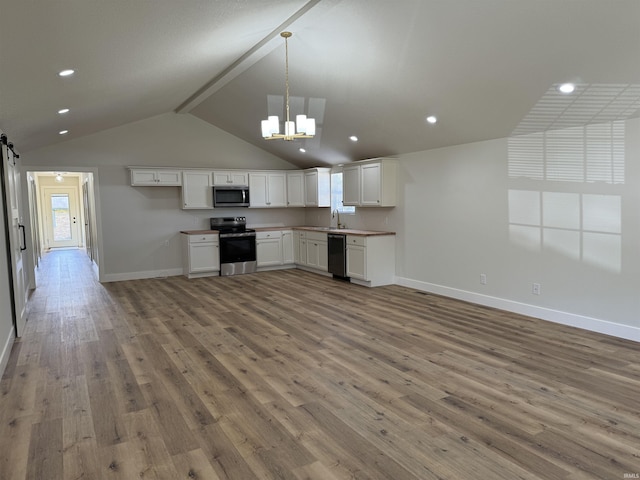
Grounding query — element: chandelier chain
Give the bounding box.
[284,34,290,125]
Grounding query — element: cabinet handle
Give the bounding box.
[18,224,27,251]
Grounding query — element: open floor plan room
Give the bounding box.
[1,248,639,479]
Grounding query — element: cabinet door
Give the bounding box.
[306,240,328,271]
[347,244,366,279]
[267,173,287,207]
[317,241,328,271]
[213,171,248,186]
[342,165,361,206]
[131,169,182,186]
[156,170,182,185]
[182,171,213,209]
[287,172,305,207]
[304,171,319,206]
[282,231,294,264]
[299,238,308,265]
[249,173,269,207]
[131,170,157,185]
[306,240,319,268]
[360,163,382,206]
[189,243,220,273]
[257,237,283,267]
[293,232,303,264]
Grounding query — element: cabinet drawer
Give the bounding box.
[256,231,282,240]
[346,235,366,247]
[188,234,218,244]
[306,231,327,242]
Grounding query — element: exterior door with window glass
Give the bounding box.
[44,187,80,248]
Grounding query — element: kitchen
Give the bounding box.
[141,157,398,286]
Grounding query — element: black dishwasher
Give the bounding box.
[328,233,349,279]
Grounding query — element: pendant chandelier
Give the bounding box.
[261,32,316,141]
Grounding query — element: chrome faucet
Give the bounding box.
[332,209,344,229]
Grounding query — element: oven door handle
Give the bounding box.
[219,232,256,238]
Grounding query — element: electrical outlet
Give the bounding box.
[163,240,169,247]
[480,273,487,285]
[532,283,541,295]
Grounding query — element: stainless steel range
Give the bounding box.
[210,217,256,276]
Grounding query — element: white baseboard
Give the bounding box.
[102,267,184,283]
[395,277,640,343]
[0,327,16,378]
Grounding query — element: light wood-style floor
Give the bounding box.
[1,249,639,479]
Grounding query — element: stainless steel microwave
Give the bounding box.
[213,186,250,207]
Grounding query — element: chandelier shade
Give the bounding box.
[261,32,316,141]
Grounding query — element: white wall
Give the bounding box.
[393,118,639,340]
[23,113,306,280]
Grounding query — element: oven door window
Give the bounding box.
[220,236,256,263]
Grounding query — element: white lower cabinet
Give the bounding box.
[182,233,219,278]
[346,241,367,280]
[256,230,295,269]
[257,231,283,267]
[346,234,395,286]
[282,230,294,264]
[294,231,306,265]
[299,231,328,272]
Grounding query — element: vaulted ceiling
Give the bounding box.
[1,0,639,168]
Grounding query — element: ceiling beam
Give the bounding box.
[175,0,332,114]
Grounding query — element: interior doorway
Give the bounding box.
[26,170,100,285]
[42,187,81,248]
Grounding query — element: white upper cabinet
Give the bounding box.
[130,168,182,186]
[182,170,213,209]
[304,168,331,207]
[342,165,361,206]
[342,158,397,207]
[286,171,305,207]
[213,170,249,186]
[249,172,287,208]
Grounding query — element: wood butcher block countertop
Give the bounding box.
[254,226,396,236]
[180,230,219,235]
[181,227,395,236]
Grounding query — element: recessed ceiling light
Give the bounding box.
[558,83,575,94]
[299,148,306,153]
[426,115,437,124]
[349,135,358,142]
[58,108,70,114]
[59,130,69,135]
[58,69,75,77]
